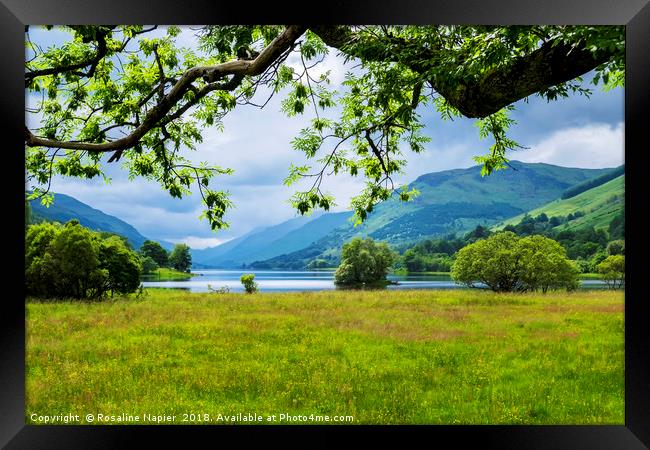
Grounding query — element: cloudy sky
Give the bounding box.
[27,26,624,249]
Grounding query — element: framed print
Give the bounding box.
[2,0,649,447]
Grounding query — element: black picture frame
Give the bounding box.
[2,1,648,447]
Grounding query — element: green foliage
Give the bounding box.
[500,208,625,273]
[25,200,32,229]
[169,243,192,272]
[463,224,492,243]
[608,212,625,241]
[26,25,236,231]
[597,255,625,289]
[515,235,581,293]
[397,237,465,272]
[606,240,625,256]
[451,232,579,292]
[473,107,524,176]
[334,237,396,287]
[139,240,169,267]
[25,220,142,299]
[240,273,258,293]
[140,256,159,274]
[401,251,453,272]
[97,231,132,249]
[99,236,143,295]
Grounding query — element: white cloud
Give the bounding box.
[396,142,478,185]
[172,236,231,249]
[515,122,624,168]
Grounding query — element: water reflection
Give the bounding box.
[141,270,610,293]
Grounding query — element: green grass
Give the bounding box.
[140,267,194,281]
[579,273,603,280]
[26,289,624,425]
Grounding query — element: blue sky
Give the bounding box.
[27,27,624,248]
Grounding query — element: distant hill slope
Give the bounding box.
[29,192,173,250]
[245,161,613,269]
[495,175,624,232]
[191,211,353,268]
[560,165,624,200]
[190,215,314,268]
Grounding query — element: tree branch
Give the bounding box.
[436,40,615,118]
[25,25,307,153]
[365,129,388,173]
[25,27,111,87]
[310,26,617,118]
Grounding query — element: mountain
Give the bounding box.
[246,161,614,269]
[191,211,353,268]
[495,175,624,233]
[29,192,173,250]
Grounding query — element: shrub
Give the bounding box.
[240,274,258,293]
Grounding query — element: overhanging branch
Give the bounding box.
[25,25,307,154]
[310,26,617,118]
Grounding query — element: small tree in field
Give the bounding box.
[169,243,192,272]
[451,231,579,293]
[334,237,395,287]
[240,274,258,293]
[597,255,625,289]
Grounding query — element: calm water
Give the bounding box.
[141,270,609,293]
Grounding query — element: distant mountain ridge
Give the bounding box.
[190,211,353,267]
[242,161,615,269]
[29,192,174,251]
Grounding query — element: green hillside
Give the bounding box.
[495,175,624,232]
[29,192,173,250]
[560,165,624,200]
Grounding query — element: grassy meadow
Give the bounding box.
[26,289,624,425]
